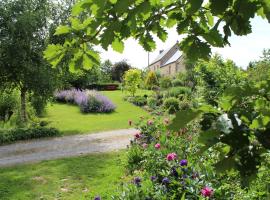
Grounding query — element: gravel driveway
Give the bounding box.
[0,128,136,167]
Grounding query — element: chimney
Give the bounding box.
[159,50,164,54]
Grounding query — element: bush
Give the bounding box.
[163,97,180,114]
[0,127,60,145]
[147,97,157,109]
[0,90,18,122]
[145,71,158,89]
[164,86,192,98]
[159,77,172,89]
[54,89,116,113]
[127,96,147,106]
[30,94,48,117]
[172,79,183,87]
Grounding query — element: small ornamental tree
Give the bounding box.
[145,71,158,89]
[123,69,142,97]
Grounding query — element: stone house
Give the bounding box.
[147,43,186,77]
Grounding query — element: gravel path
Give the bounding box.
[0,128,136,167]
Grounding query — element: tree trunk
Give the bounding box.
[20,87,27,123]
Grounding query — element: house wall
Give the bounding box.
[158,57,186,77]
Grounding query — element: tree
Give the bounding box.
[45,0,270,70]
[123,69,142,96]
[111,60,131,82]
[100,59,113,83]
[145,71,158,89]
[0,0,57,122]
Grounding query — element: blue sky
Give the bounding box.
[100,17,270,69]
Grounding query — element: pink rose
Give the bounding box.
[166,153,177,161]
[147,120,153,125]
[134,132,141,139]
[201,186,214,197]
[155,143,161,149]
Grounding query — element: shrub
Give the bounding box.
[30,94,48,117]
[123,69,142,96]
[163,97,180,114]
[0,127,60,145]
[164,86,192,98]
[172,79,183,87]
[147,97,157,109]
[145,71,158,89]
[132,96,147,106]
[159,77,172,89]
[54,89,116,113]
[0,90,18,122]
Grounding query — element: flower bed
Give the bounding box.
[54,89,116,113]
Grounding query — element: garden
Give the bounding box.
[1,0,270,200]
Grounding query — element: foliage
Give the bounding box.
[171,79,183,87]
[54,89,116,113]
[112,60,131,82]
[169,79,270,185]
[100,59,113,83]
[45,0,270,70]
[145,71,159,89]
[0,90,19,122]
[159,77,172,89]
[127,96,147,107]
[147,97,158,109]
[247,49,270,82]
[195,55,245,105]
[123,69,142,97]
[0,127,60,145]
[0,0,59,122]
[164,86,192,99]
[163,97,180,114]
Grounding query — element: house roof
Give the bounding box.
[149,47,171,65]
[149,43,182,67]
[162,50,182,66]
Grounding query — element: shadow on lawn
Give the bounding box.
[0,152,125,200]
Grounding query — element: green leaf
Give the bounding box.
[203,28,224,47]
[209,0,229,15]
[206,12,214,26]
[109,0,117,4]
[215,157,236,173]
[167,109,202,131]
[198,129,220,144]
[43,44,65,68]
[54,25,70,35]
[82,54,93,69]
[176,19,189,34]
[85,50,100,66]
[112,38,124,53]
[186,0,203,14]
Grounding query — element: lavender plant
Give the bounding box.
[54,89,116,113]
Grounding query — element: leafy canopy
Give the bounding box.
[44,0,270,71]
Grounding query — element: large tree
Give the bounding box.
[0,0,57,122]
[45,0,270,70]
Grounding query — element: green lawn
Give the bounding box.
[0,151,126,200]
[43,90,151,135]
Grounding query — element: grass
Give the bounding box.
[42,90,151,135]
[0,151,126,200]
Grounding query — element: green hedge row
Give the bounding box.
[0,127,61,145]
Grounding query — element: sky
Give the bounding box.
[99,17,270,69]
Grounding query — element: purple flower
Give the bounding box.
[171,167,178,177]
[162,177,170,185]
[180,159,188,166]
[133,177,141,186]
[151,176,157,181]
[94,196,101,200]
